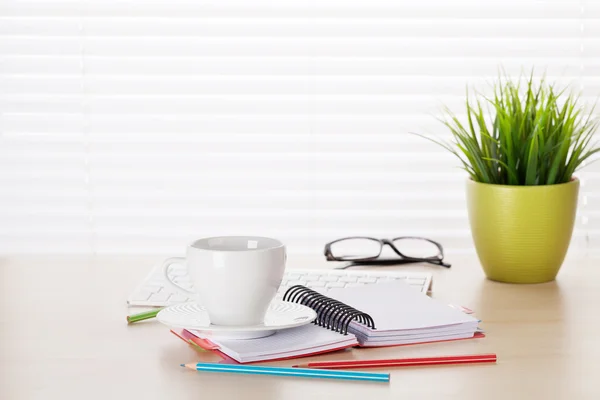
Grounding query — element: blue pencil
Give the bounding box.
[182,362,389,383]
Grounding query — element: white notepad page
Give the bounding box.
[356,331,476,347]
[327,281,479,334]
[189,323,358,363]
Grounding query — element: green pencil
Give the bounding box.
[126,308,163,324]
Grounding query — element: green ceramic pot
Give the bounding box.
[466,178,579,284]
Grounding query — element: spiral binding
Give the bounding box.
[283,285,375,335]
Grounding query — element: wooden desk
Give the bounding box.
[1,254,598,399]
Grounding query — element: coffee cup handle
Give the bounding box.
[162,257,196,296]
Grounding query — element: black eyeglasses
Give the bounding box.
[324,236,451,268]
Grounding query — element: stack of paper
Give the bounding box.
[326,281,479,347]
[186,323,358,363]
[178,280,481,363]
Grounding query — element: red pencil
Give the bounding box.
[293,353,497,369]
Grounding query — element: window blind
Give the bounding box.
[1,0,599,255]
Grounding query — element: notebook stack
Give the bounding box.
[174,280,481,363]
[328,282,480,347]
[179,324,358,363]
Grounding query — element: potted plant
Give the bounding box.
[419,74,600,283]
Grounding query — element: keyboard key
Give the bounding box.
[325,282,345,288]
[145,285,162,293]
[130,290,151,302]
[358,277,377,283]
[309,281,326,287]
[305,275,321,282]
[339,276,358,283]
[288,280,307,287]
[346,283,365,288]
[149,292,172,303]
[170,294,187,303]
[319,275,339,282]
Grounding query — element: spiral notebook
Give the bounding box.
[174,281,481,363]
[284,283,479,347]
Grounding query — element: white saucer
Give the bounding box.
[157,301,317,339]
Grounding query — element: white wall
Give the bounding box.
[1,0,599,255]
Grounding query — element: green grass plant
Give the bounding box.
[417,73,600,185]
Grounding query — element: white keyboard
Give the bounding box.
[128,263,433,307]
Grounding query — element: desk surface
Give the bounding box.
[1,254,598,400]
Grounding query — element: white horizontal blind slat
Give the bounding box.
[1,0,597,255]
[1,18,598,38]
[0,1,593,19]
[4,76,600,96]
[4,56,600,76]
[3,37,597,57]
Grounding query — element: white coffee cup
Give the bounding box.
[162,236,286,326]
